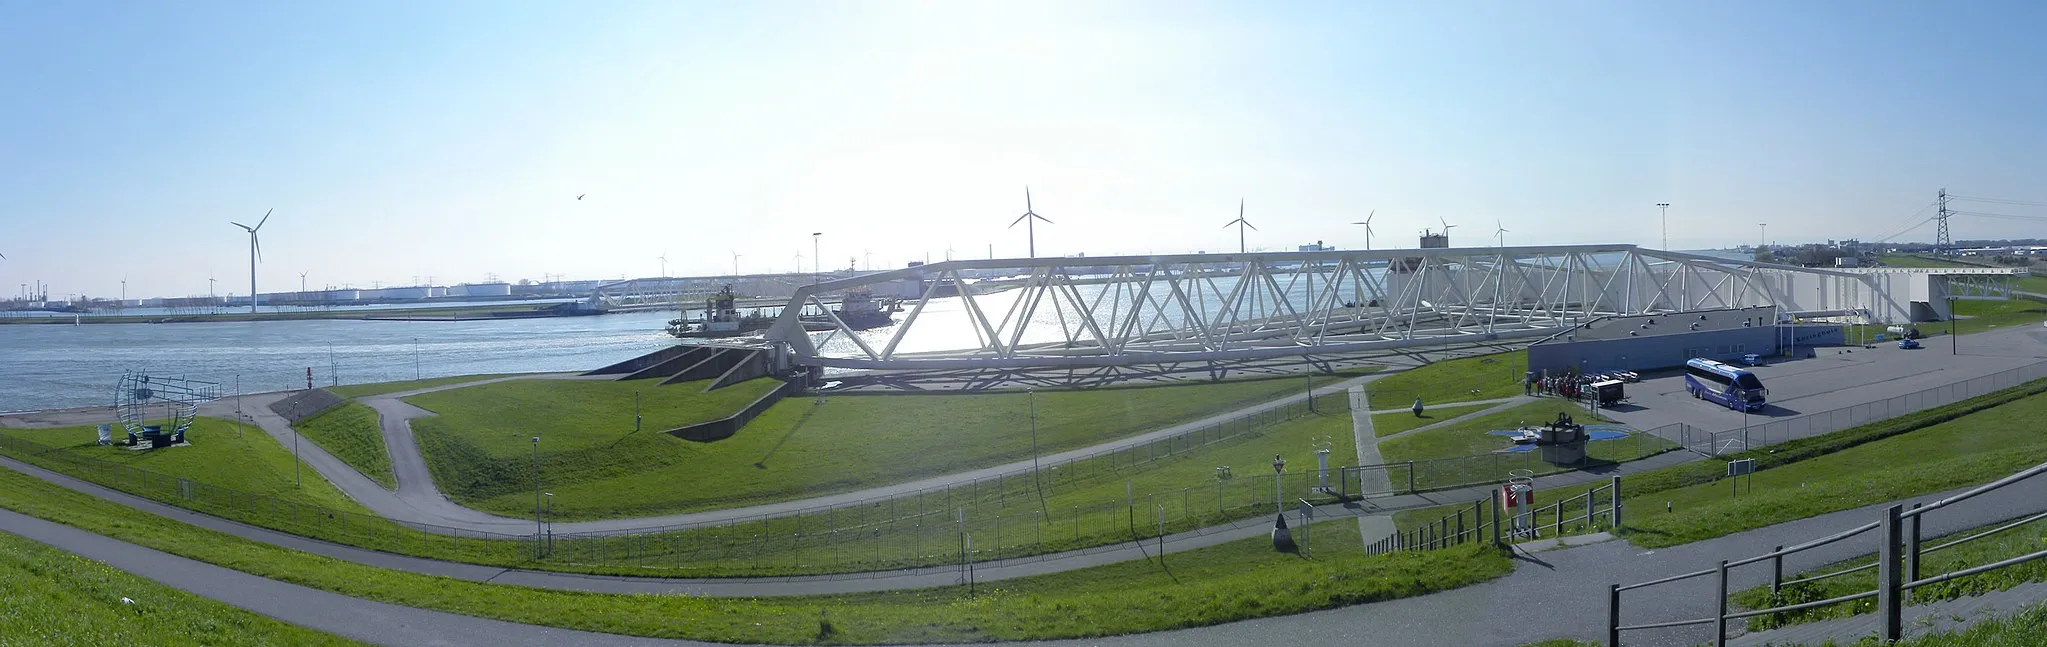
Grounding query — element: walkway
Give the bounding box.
[1347,382,1395,547]
[10,447,2047,647]
[190,371,1388,535]
[1733,580,2047,646]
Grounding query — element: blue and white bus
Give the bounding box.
[1685,358,1768,411]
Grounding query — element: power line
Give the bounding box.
[1950,210,2047,221]
[1949,195,2045,207]
[1869,200,1938,243]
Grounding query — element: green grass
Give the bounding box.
[1733,514,2047,631]
[1371,402,1496,438]
[0,389,1367,577]
[1367,350,1528,406]
[536,408,1364,577]
[0,464,1514,644]
[1875,602,2047,646]
[415,370,1371,520]
[326,374,520,399]
[1614,382,2047,548]
[0,419,369,514]
[0,530,365,647]
[1379,400,1609,463]
[291,402,395,489]
[1880,254,1979,268]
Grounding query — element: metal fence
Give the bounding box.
[1339,423,1682,498]
[1608,459,2047,646]
[1366,476,1623,556]
[1672,360,2047,457]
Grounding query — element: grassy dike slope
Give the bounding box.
[0,463,1509,644]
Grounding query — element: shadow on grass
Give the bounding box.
[753,398,825,469]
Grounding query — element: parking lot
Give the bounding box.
[1597,324,2047,434]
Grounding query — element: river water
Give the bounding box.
[0,311,680,412]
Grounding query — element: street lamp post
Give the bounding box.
[531,436,542,554]
[291,401,301,488]
[1656,203,1671,251]
[812,232,822,285]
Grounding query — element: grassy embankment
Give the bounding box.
[409,370,1371,520]
[290,401,395,489]
[1390,375,2047,545]
[1366,350,1527,407]
[0,376,1382,576]
[0,418,370,515]
[327,374,520,399]
[0,530,365,646]
[1369,402,1495,438]
[0,463,1513,645]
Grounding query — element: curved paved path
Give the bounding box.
[9,442,2046,647]
[340,371,1387,534]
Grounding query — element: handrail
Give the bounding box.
[1903,461,2047,519]
[1723,589,1878,620]
[1905,546,2047,591]
[1727,520,1881,568]
[1779,561,1877,588]
[1616,566,1716,592]
[1613,616,1717,631]
[1921,508,2047,556]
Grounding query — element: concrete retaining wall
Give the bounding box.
[665,379,796,442]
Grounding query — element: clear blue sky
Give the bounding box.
[3,0,2043,300]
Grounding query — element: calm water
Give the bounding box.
[0,311,680,412]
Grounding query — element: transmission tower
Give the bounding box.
[1935,188,1952,255]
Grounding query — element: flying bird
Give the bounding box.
[576,194,586,200]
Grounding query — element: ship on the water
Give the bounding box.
[820,289,900,330]
[667,285,774,338]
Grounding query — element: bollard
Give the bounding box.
[1878,504,1903,642]
[1490,487,1503,546]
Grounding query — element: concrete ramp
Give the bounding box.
[583,346,701,377]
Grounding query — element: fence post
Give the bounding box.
[1906,502,1922,595]
[1490,486,1502,546]
[1878,504,1903,642]
[1714,559,1730,647]
[1406,461,1415,493]
[1584,492,1594,533]
[1610,476,1622,529]
[1770,545,1784,594]
[1607,583,1621,647]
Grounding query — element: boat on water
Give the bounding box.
[826,289,900,330]
[667,286,775,338]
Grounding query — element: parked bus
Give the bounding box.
[1685,358,1767,411]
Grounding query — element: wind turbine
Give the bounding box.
[230,209,271,314]
[792,252,804,274]
[658,252,668,278]
[1438,216,1457,246]
[1494,219,1510,247]
[1350,210,1376,250]
[1224,199,1257,254]
[730,251,742,278]
[298,271,309,293]
[1009,187,1053,257]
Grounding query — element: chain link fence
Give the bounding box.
[1674,360,2047,457]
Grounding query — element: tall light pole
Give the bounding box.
[413,337,420,380]
[290,401,302,488]
[812,232,822,285]
[531,436,542,551]
[1758,223,1768,250]
[1656,203,1671,251]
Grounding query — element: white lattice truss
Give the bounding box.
[763,245,2021,370]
